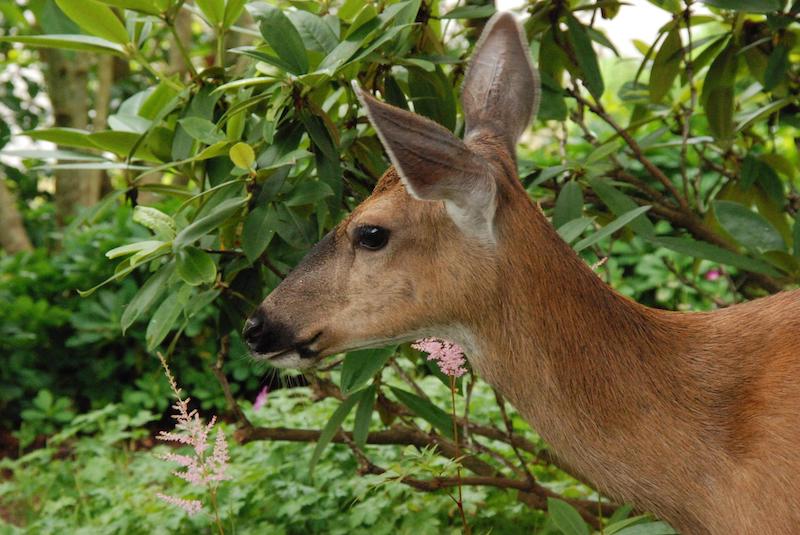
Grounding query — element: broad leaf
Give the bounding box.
[0,34,126,55]
[390,387,455,439]
[352,385,376,449]
[713,200,785,253]
[340,347,395,395]
[566,15,604,99]
[548,498,590,535]
[121,262,175,333]
[553,181,583,229]
[173,197,247,249]
[574,206,652,252]
[55,0,130,45]
[176,246,217,286]
[258,5,309,75]
[309,393,362,476]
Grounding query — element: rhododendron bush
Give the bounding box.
[1,0,798,532]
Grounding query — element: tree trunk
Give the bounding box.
[41,49,102,225]
[0,179,33,253]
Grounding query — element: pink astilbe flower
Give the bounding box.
[155,353,230,517]
[155,493,203,516]
[253,386,269,411]
[412,338,468,377]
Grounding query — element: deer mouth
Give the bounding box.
[255,332,323,366]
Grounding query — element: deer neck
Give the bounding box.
[457,204,707,499]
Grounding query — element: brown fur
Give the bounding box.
[256,152,800,533]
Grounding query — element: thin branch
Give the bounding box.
[211,334,253,430]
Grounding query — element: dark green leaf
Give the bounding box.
[146,284,192,350]
[763,43,789,91]
[615,521,678,535]
[178,117,226,145]
[553,181,583,229]
[566,15,604,99]
[701,0,781,12]
[390,387,455,439]
[340,347,395,395]
[287,10,338,54]
[649,26,682,102]
[589,179,656,237]
[648,236,782,276]
[407,65,457,131]
[440,5,496,19]
[258,5,309,74]
[242,204,278,262]
[173,197,247,249]
[285,180,334,207]
[548,498,590,535]
[121,262,175,333]
[352,385,376,449]
[309,393,361,476]
[793,212,800,259]
[574,206,652,252]
[713,200,785,253]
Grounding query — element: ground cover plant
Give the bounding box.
[0,0,798,532]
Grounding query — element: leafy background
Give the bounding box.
[0,0,798,533]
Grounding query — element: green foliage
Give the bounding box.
[1,0,799,531]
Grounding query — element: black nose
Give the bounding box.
[243,313,264,350]
[243,309,294,354]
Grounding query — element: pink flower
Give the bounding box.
[412,338,468,377]
[156,493,202,516]
[253,386,269,411]
[705,268,723,281]
[155,353,230,515]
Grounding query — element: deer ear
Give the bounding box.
[355,85,496,242]
[462,12,539,153]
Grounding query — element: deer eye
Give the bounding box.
[355,225,390,251]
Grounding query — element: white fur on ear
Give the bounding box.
[353,83,498,243]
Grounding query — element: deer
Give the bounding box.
[242,12,800,534]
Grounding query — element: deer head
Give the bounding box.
[243,12,540,369]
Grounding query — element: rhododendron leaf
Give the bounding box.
[390,387,456,439]
[352,385,375,449]
[548,498,590,535]
[340,346,394,395]
[309,392,362,477]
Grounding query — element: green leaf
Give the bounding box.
[242,204,278,262]
[701,42,738,144]
[0,34,126,55]
[258,5,309,75]
[55,0,130,45]
[87,131,156,160]
[565,15,604,100]
[649,26,682,102]
[146,284,192,350]
[176,246,217,286]
[106,240,165,259]
[553,181,583,229]
[133,206,176,240]
[589,179,656,237]
[196,0,224,25]
[223,0,247,27]
[573,206,652,252]
[701,0,781,12]
[440,5,496,18]
[340,347,395,395]
[229,142,255,169]
[713,200,785,253]
[390,387,455,439]
[287,10,338,54]
[316,16,380,73]
[173,197,247,249]
[178,117,226,145]
[285,180,334,207]
[615,521,678,535]
[557,217,595,244]
[793,213,800,259]
[407,65,457,131]
[648,236,782,277]
[547,498,590,535]
[763,43,789,91]
[96,0,161,15]
[309,393,361,476]
[121,262,175,333]
[352,385,376,449]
